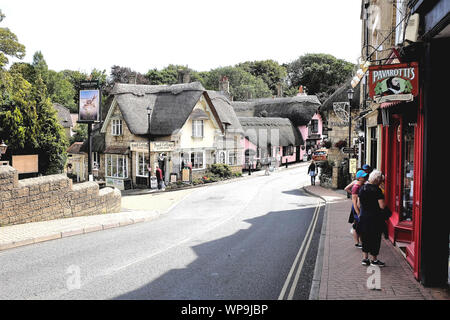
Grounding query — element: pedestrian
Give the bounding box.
[344,164,372,194]
[357,170,387,267]
[155,165,163,190]
[349,170,368,248]
[307,160,318,185]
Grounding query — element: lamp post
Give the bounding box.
[0,140,8,159]
[347,88,354,178]
[147,105,152,189]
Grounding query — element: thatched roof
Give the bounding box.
[238,117,303,147]
[110,82,211,136]
[207,91,244,134]
[320,80,361,111]
[231,95,321,127]
[67,142,84,154]
[53,103,73,128]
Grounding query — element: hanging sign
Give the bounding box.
[78,80,101,123]
[368,62,419,104]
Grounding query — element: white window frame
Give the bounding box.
[111,119,123,136]
[136,152,149,177]
[105,154,128,178]
[228,151,237,165]
[192,120,204,138]
[190,151,205,170]
[218,150,226,164]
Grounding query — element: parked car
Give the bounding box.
[312,148,328,161]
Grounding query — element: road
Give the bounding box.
[0,163,325,300]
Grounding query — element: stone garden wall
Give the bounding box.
[0,165,121,226]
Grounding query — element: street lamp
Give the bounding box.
[0,140,7,159]
[347,88,354,178]
[147,105,152,189]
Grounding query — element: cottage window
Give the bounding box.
[112,119,123,136]
[105,154,128,178]
[93,152,100,169]
[191,151,204,169]
[228,151,237,165]
[192,120,204,138]
[136,152,149,177]
[310,119,319,134]
[218,151,226,164]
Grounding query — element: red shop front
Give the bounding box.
[369,62,423,279]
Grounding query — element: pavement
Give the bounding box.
[304,185,449,300]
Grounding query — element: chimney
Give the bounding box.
[219,76,232,100]
[297,85,306,96]
[177,68,191,84]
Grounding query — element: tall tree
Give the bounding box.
[286,53,355,101]
[0,9,25,68]
[236,60,287,96]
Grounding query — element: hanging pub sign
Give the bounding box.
[368,62,419,104]
[78,80,101,123]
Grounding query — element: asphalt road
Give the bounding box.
[0,164,324,300]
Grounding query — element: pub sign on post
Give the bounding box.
[78,80,101,123]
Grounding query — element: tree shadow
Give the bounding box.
[112,207,317,300]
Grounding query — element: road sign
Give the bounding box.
[342,147,357,154]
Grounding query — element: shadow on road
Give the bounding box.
[112,206,319,300]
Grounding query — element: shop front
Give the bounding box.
[369,62,423,279]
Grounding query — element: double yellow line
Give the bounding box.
[278,202,322,300]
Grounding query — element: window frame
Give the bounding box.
[192,120,204,138]
[105,154,128,178]
[136,152,149,177]
[111,119,123,136]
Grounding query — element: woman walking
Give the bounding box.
[357,170,386,267]
[307,160,318,185]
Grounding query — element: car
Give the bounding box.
[312,148,328,161]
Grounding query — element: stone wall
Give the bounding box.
[0,166,121,226]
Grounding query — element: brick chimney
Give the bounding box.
[276,83,283,97]
[219,76,232,100]
[297,85,307,96]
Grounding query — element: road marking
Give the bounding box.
[278,202,321,300]
[287,204,320,300]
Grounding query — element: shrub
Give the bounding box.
[210,163,232,178]
[334,140,347,149]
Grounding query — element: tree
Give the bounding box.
[236,60,287,96]
[145,65,206,86]
[286,53,355,101]
[203,66,272,101]
[0,10,26,68]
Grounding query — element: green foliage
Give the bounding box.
[0,10,26,68]
[236,60,287,96]
[286,53,355,101]
[69,123,88,145]
[209,163,232,178]
[204,66,272,101]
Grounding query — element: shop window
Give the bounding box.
[191,151,204,169]
[370,126,377,169]
[136,152,149,177]
[105,154,128,178]
[401,124,414,221]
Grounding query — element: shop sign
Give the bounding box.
[368,62,419,104]
[106,177,125,190]
[151,141,175,152]
[349,158,357,174]
[130,142,149,153]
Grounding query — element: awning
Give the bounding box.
[380,101,403,109]
[104,146,129,154]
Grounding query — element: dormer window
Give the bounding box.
[112,119,123,136]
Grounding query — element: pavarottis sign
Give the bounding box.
[368,62,419,104]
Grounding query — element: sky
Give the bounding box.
[1,0,362,75]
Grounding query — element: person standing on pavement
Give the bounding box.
[155,165,163,190]
[357,170,386,267]
[344,164,373,194]
[307,160,318,185]
[349,170,368,248]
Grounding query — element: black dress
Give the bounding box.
[357,184,385,256]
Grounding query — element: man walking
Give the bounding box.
[308,160,318,186]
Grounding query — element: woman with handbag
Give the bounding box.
[357,170,387,267]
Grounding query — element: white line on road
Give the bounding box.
[278,202,321,300]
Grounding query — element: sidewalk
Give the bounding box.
[304,185,439,300]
